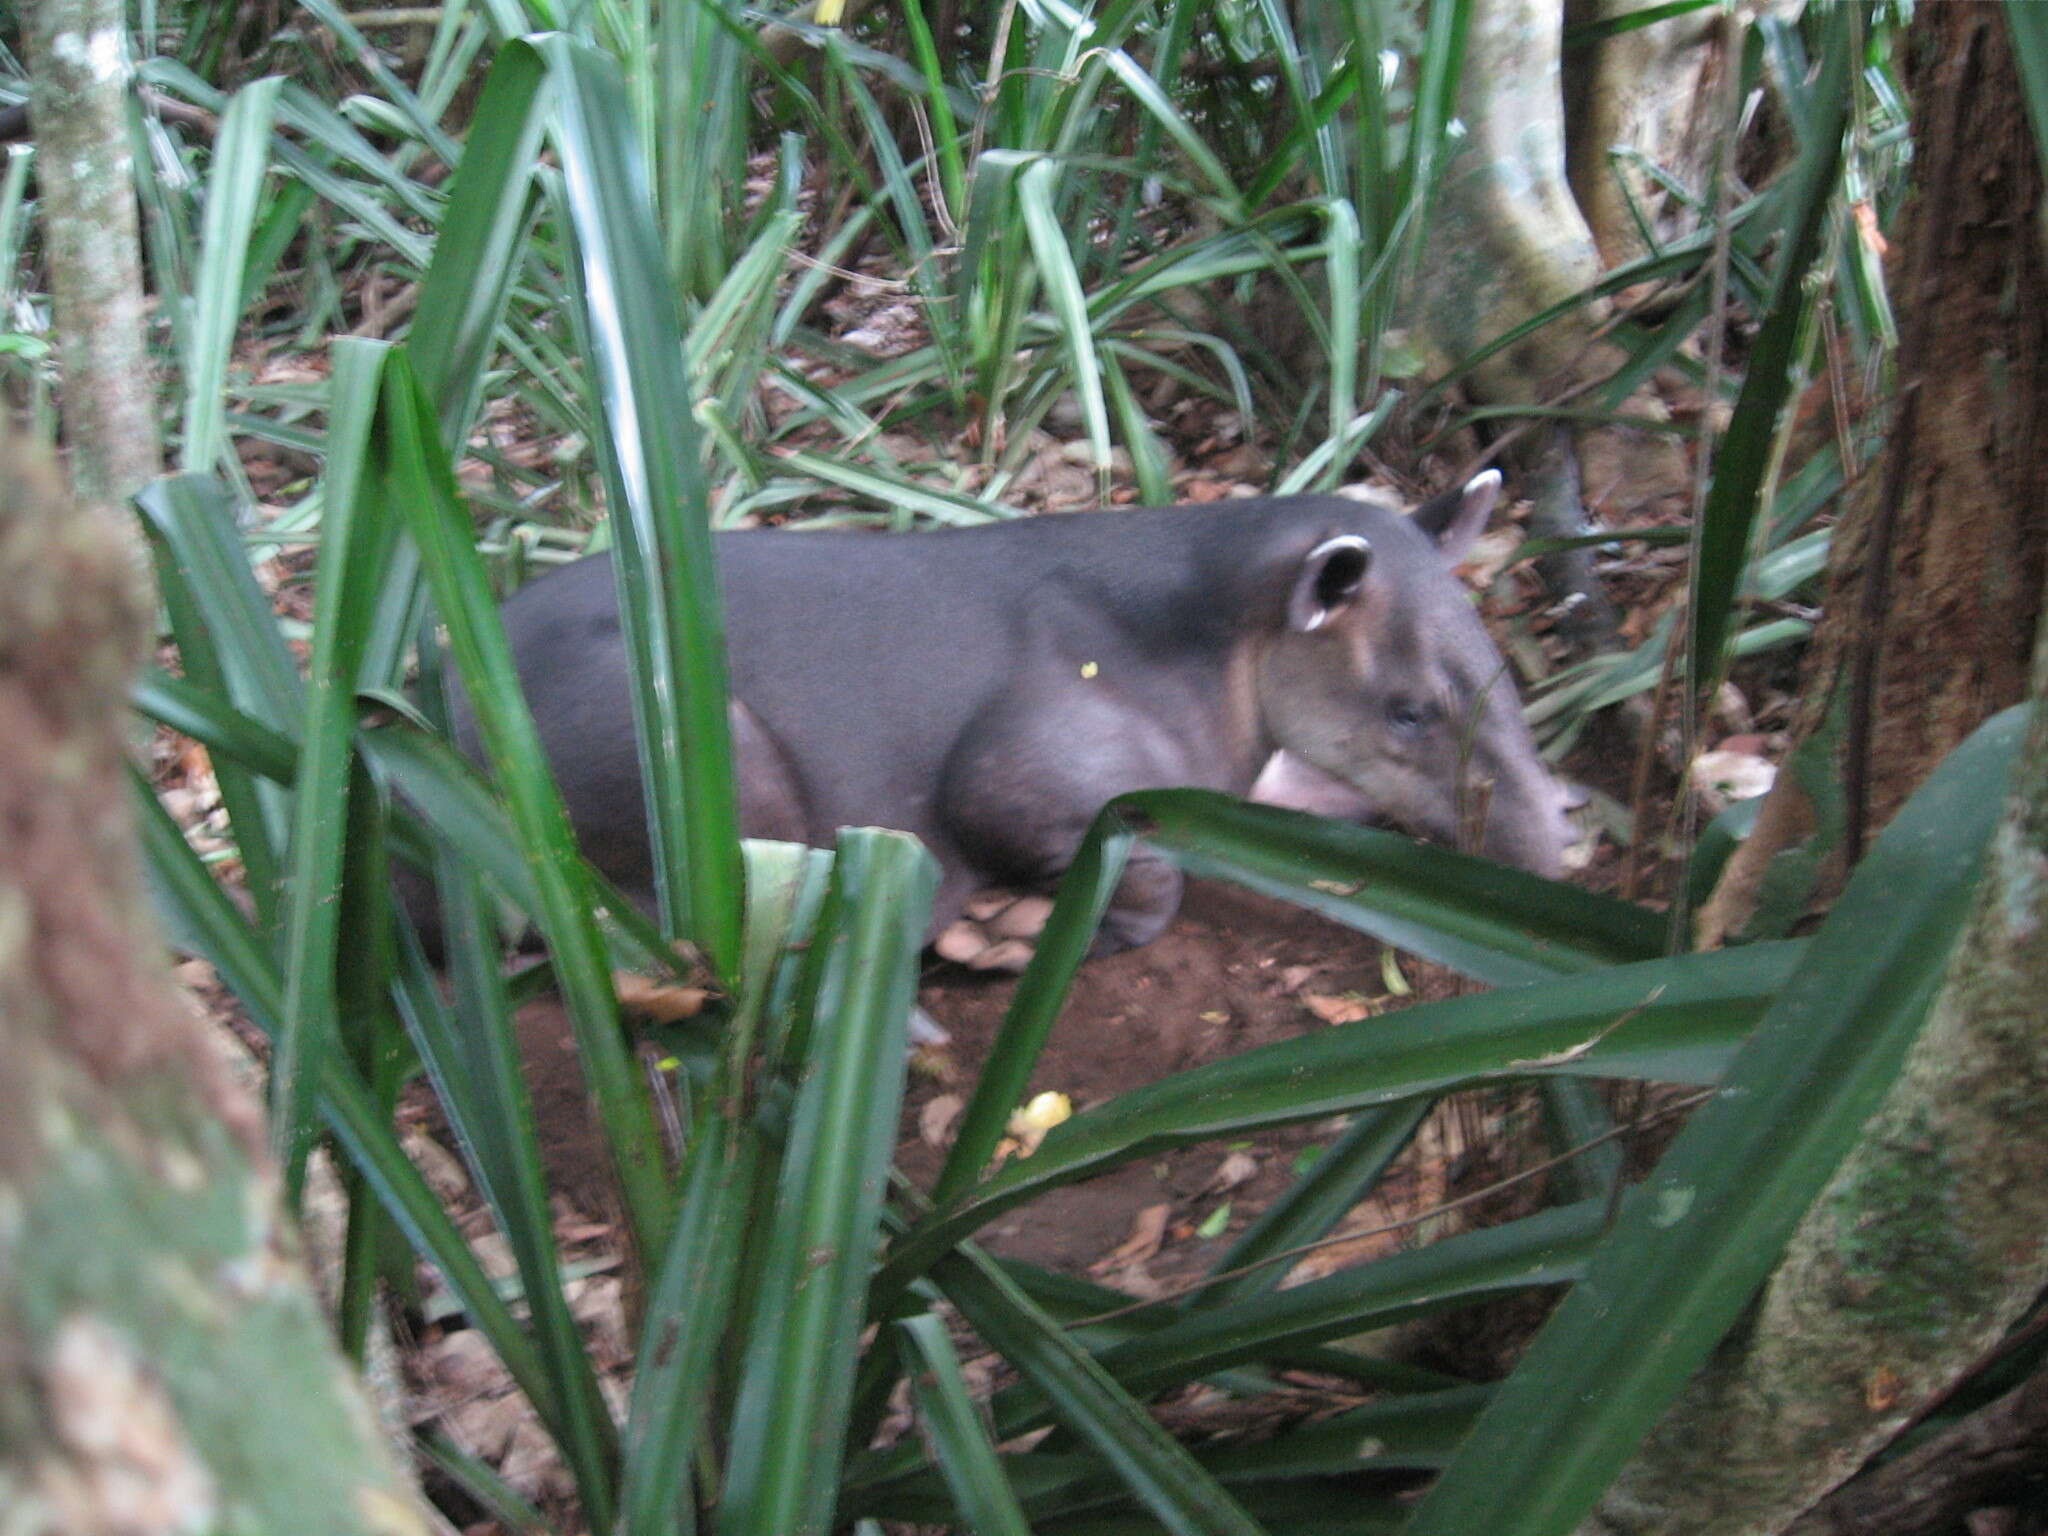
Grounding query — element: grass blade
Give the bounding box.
[179,76,281,475]
[539,33,744,975]
[719,829,937,1535]
[896,1313,1035,1536]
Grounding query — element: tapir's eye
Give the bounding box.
[1384,696,1434,735]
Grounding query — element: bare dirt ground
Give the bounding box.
[508,872,1559,1301]
[515,880,1398,1281]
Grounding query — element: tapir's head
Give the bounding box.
[1252,472,1572,877]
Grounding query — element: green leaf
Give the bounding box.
[1689,1,1851,688]
[896,1314,1035,1536]
[386,341,674,1257]
[133,474,299,932]
[883,942,1797,1297]
[1193,1100,1432,1310]
[392,915,620,1523]
[2009,0,2048,187]
[931,819,1136,1206]
[273,339,401,1204]
[1126,790,1664,982]
[931,1245,1270,1536]
[134,780,564,1440]
[617,1113,757,1536]
[719,829,937,1536]
[1016,156,1111,487]
[537,33,745,975]
[180,76,282,476]
[990,1200,1605,1438]
[407,39,550,449]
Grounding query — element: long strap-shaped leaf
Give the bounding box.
[905,1200,1606,1472]
[385,340,674,1256]
[718,829,936,1536]
[536,33,744,977]
[932,1243,1271,1536]
[272,340,398,1203]
[1688,1,1851,687]
[934,790,1663,1213]
[1402,706,2029,1536]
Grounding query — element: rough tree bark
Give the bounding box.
[1696,0,2048,947]
[0,430,431,1536]
[1580,7,2048,1530]
[20,0,161,510]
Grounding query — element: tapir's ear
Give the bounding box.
[1288,535,1373,632]
[1411,469,1502,566]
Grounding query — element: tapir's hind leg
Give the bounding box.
[731,699,808,844]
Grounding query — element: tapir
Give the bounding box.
[450,472,1571,957]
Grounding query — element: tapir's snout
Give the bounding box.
[1472,761,1575,879]
[1249,745,1576,879]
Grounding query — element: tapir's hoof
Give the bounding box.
[967,938,1035,973]
[986,894,1054,941]
[934,891,1053,973]
[934,920,991,964]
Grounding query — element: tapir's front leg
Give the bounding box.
[936,684,1192,957]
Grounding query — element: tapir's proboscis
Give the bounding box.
[447,473,1571,960]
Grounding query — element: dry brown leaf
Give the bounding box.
[920,1093,965,1148]
[1208,1149,1261,1194]
[612,971,712,1023]
[1302,991,1375,1025]
[1090,1202,1172,1274]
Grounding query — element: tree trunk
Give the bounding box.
[1697,0,2048,948]
[1412,0,1611,399]
[1563,0,1737,269]
[1581,7,2048,1530]
[0,429,431,1536]
[21,0,161,510]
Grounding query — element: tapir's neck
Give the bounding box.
[1214,642,1275,793]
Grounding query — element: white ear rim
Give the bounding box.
[1416,470,1503,565]
[1296,534,1373,632]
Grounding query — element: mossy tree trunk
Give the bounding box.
[0,432,432,1536]
[1583,7,2048,1531]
